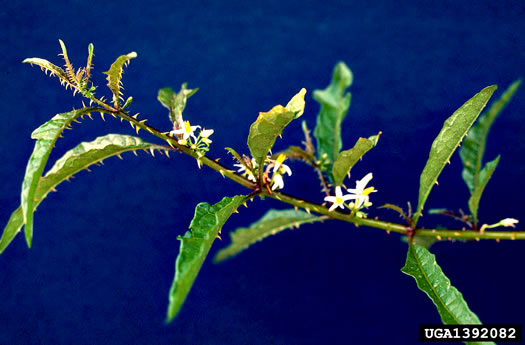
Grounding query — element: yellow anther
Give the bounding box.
[362,187,375,196]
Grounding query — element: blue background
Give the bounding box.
[1,1,524,344]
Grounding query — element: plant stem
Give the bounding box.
[92,102,525,242]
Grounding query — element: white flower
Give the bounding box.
[346,172,377,208]
[324,186,358,212]
[269,154,292,176]
[501,218,519,228]
[271,174,284,190]
[200,128,214,144]
[234,158,257,182]
[170,121,200,141]
[234,163,247,173]
[480,218,519,233]
[200,128,214,138]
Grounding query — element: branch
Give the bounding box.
[91,101,525,242]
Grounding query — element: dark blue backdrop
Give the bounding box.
[1,1,524,344]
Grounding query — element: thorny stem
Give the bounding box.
[313,162,331,196]
[92,99,525,243]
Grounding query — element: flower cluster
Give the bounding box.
[233,153,292,191]
[234,158,258,183]
[170,120,214,158]
[267,154,292,191]
[324,173,377,213]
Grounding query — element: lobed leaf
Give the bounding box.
[459,80,521,225]
[247,89,306,169]
[158,84,198,132]
[467,155,500,225]
[166,196,247,322]
[331,133,379,186]
[2,134,161,253]
[313,62,353,172]
[104,52,137,108]
[413,85,497,226]
[402,245,484,325]
[214,209,325,263]
[460,80,521,193]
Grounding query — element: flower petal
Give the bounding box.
[328,203,338,212]
[324,196,337,203]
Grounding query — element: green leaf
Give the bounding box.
[331,134,379,186]
[460,80,521,193]
[21,109,93,247]
[85,43,94,82]
[58,39,78,87]
[401,236,438,249]
[459,80,521,226]
[313,62,353,171]
[285,88,307,118]
[247,89,306,168]
[104,52,137,108]
[40,134,163,193]
[467,155,500,225]
[23,58,70,83]
[248,105,294,166]
[214,209,325,263]
[0,207,24,254]
[225,147,245,166]
[166,196,247,322]
[274,145,314,164]
[158,83,198,132]
[2,134,161,253]
[402,245,484,325]
[413,85,497,226]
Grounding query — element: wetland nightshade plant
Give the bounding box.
[1,40,523,342]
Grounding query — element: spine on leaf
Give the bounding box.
[104,52,137,109]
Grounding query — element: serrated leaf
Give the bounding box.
[413,85,497,226]
[1,134,160,253]
[58,39,77,86]
[467,155,500,225]
[460,80,521,193]
[85,43,94,82]
[158,84,198,131]
[40,134,162,191]
[225,147,244,165]
[247,91,302,169]
[214,209,325,263]
[301,120,315,156]
[23,58,71,85]
[379,203,409,221]
[166,196,246,322]
[313,62,353,172]
[21,109,95,247]
[104,52,137,108]
[331,134,379,186]
[402,245,484,325]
